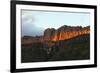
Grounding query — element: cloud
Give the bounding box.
[21,10,44,36]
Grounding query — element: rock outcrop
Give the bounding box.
[43,28,56,41]
[43,25,90,42]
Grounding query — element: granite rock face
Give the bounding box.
[43,28,56,41]
[43,25,90,41]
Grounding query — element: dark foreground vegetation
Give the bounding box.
[21,34,90,63]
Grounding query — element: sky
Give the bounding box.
[21,10,90,37]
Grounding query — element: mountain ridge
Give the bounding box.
[22,25,90,47]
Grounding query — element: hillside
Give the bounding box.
[21,25,90,63]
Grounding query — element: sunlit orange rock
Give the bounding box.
[43,25,90,42]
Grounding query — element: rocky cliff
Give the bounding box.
[43,25,90,42]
